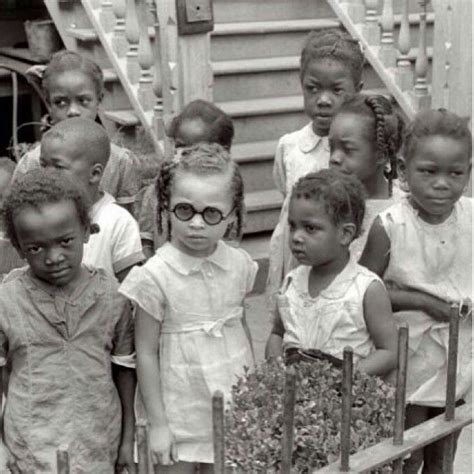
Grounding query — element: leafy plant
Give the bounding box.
[225,358,395,473]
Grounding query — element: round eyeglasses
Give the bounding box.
[170,203,234,226]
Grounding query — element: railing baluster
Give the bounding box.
[98,0,115,33]
[281,366,297,474]
[394,0,413,91]
[442,1,453,109]
[137,0,155,109]
[392,324,409,473]
[340,347,353,472]
[363,0,381,45]
[379,0,396,68]
[413,1,431,109]
[125,0,140,84]
[112,0,128,57]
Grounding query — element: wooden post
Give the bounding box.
[413,2,431,110]
[112,0,128,57]
[125,0,140,84]
[212,390,225,474]
[56,447,70,474]
[137,0,155,110]
[441,305,460,474]
[392,324,409,473]
[156,0,213,118]
[136,423,150,474]
[340,347,353,472]
[98,0,115,33]
[281,366,297,474]
[342,0,365,24]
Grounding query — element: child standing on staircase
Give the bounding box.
[120,143,256,472]
[14,50,140,215]
[137,99,234,258]
[328,93,405,259]
[359,109,472,473]
[267,28,365,305]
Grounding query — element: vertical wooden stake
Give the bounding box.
[213,390,225,474]
[340,346,353,472]
[281,365,297,474]
[56,447,70,474]
[392,323,409,473]
[442,305,460,474]
[137,423,149,474]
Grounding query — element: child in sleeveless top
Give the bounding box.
[0,158,24,277]
[265,169,397,377]
[328,93,406,260]
[119,143,256,471]
[138,99,234,259]
[14,50,141,215]
[267,28,365,305]
[360,109,472,473]
[0,169,135,472]
[39,117,144,282]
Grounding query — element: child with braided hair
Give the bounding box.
[267,27,365,305]
[328,93,405,259]
[119,143,256,471]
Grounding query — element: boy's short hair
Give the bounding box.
[291,168,366,240]
[41,117,111,167]
[2,168,92,249]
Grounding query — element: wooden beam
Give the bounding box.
[315,404,472,473]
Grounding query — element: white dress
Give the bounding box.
[119,241,257,463]
[380,197,472,406]
[277,260,381,364]
[266,123,330,306]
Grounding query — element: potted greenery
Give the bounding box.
[225,358,395,473]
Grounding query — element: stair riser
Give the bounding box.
[213,63,406,102]
[75,41,112,69]
[231,112,308,144]
[102,82,133,111]
[244,207,280,234]
[213,0,335,23]
[238,158,275,192]
[57,2,93,30]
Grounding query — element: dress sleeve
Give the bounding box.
[119,266,166,322]
[113,147,141,206]
[137,183,157,243]
[273,137,287,196]
[111,211,145,274]
[111,295,135,367]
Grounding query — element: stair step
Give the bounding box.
[103,109,139,127]
[244,189,282,234]
[103,68,118,82]
[213,18,339,36]
[233,140,277,162]
[66,26,156,42]
[213,56,299,76]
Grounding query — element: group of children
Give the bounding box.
[0,27,470,474]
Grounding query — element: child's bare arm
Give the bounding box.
[359,281,398,376]
[265,309,285,360]
[135,307,177,466]
[242,308,256,363]
[115,261,142,283]
[359,216,390,277]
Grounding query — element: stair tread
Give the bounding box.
[213,18,339,36]
[103,68,118,82]
[245,189,283,212]
[213,47,432,76]
[67,26,156,42]
[218,87,389,117]
[241,233,273,260]
[232,140,277,162]
[103,109,138,126]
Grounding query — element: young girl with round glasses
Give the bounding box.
[119,143,257,472]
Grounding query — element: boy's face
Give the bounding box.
[14,200,89,288]
[40,137,95,192]
[301,58,361,136]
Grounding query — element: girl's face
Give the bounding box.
[302,58,361,137]
[47,70,101,125]
[14,200,89,288]
[174,118,210,148]
[169,171,234,258]
[329,113,380,183]
[403,135,471,224]
[288,198,352,267]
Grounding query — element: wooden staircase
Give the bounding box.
[43,0,441,291]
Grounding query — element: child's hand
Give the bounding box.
[422,294,452,322]
[149,424,178,466]
[115,439,136,473]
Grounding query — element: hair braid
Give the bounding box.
[156,160,177,239]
